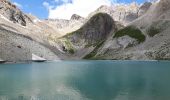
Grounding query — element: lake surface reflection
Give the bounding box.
[0,60,170,100]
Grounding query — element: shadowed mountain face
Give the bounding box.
[63,13,116,46]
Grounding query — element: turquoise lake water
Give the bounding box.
[0,61,170,100]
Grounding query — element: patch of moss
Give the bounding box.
[147,26,160,37]
[83,41,104,59]
[113,26,145,43]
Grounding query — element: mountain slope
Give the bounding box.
[92,0,170,60]
[44,14,85,36]
[88,2,152,26]
[0,0,32,26]
[49,13,118,59]
[1,0,170,61]
[0,25,59,61]
[0,0,66,61]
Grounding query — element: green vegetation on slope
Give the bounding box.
[83,41,104,59]
[48,34,75,54]
[113,26,145,43]
[62,38,75,54]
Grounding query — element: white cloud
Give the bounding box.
[43,0,116,19]
[54,0,72,3]
[13,2,23,9]
[43,2,51,10]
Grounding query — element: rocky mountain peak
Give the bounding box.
[88,3,141,25]
[70,14,84,20]
[96,5,113,12]
[64,13,116,46]
[0,0,32,26]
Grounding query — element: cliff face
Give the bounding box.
[91,0,170,60]
[0,0,66,61]
[88,4,136,25]
[49,13,117,58]
[64,13,115,45]
[0,0,32,26]
[88,2,152,25]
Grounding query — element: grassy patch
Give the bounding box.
[64,40,75,54]
[83,41,104,59]
[113,26,145,43]
[62,38,75,54]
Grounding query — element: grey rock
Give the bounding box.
[70,14,84,20]
[117,35,139,49]
[138,2,152,16]
[0,0,32,26]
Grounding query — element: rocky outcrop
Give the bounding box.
[53,13,117,58]
[0,0,32,26]
[88,2,152,25]
[125,12,138,23]
[62,13,116,46]
[70,14,84,20]
[88,3,139,25]
[138,2,152,16]
[91,0,170,60]
[117,35,139,49]
[32,54,46,62]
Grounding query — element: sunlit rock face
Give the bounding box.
[0,0,32,26]
[138,2,152,16]
[88,2,144,25]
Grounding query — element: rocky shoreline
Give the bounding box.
[0,60,47,64]
[2,59,170,64]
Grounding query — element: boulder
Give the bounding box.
[0,58,6,63]
[32,54,46,62]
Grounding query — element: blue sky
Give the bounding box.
[11,0,145,19]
